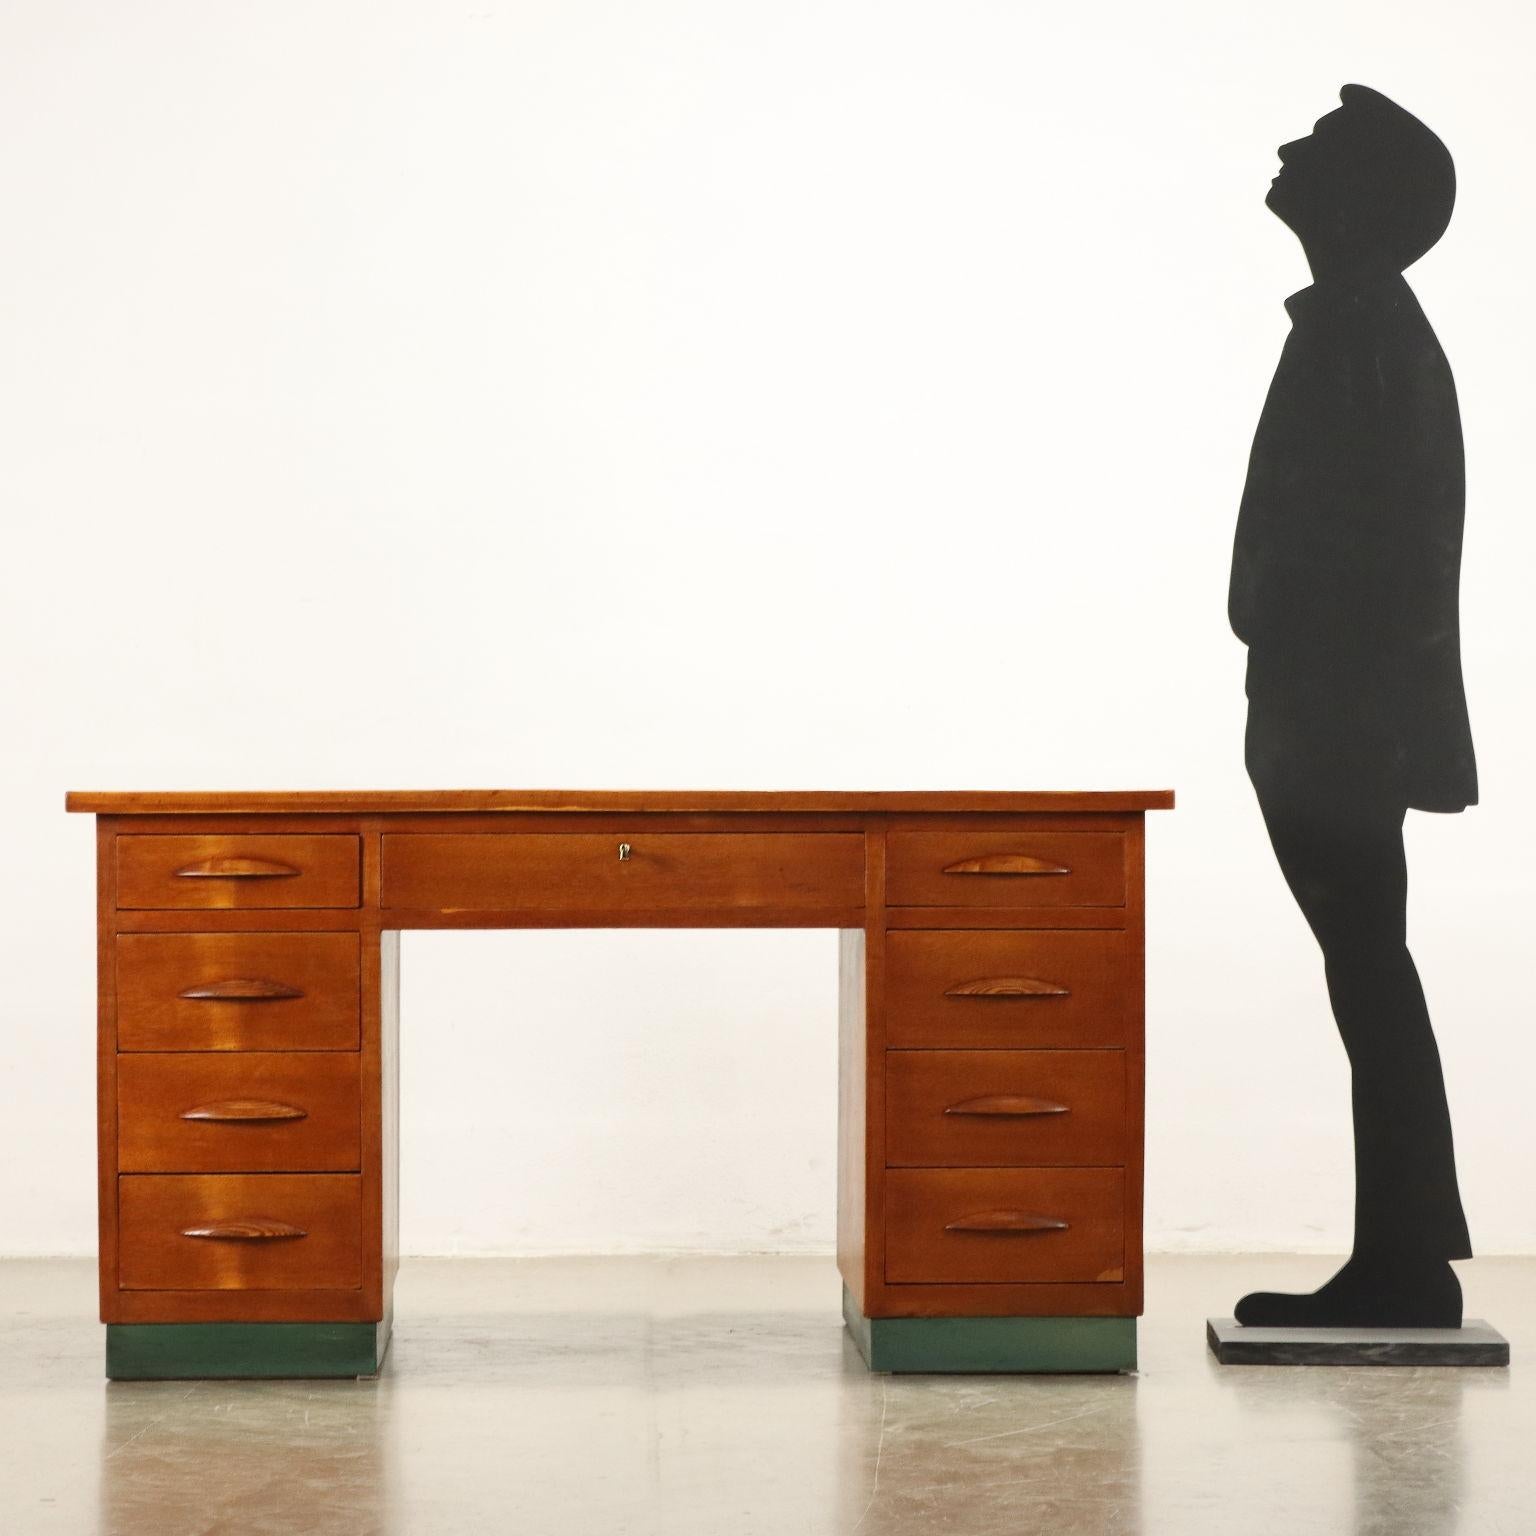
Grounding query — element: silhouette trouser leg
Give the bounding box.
[1249,780,1471,1263]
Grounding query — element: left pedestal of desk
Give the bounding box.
[92,820,397,1381]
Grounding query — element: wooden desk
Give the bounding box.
[66,789,1173,1378]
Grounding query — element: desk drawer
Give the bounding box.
[381,833,865,911]
[117,836,360,910]
[886,1051,1126,1167]
[885,1168,1124,1284]
[118,1174,362,1291]
[887,830,1125,907]
[116,933,361,1051]
[886,930,1136,1048]
[118,1054,361,1173]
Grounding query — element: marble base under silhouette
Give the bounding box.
[1207,1317,1508,1367]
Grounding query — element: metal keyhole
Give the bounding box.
[618,842,632,862]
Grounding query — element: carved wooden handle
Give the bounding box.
[944,976,1070,998]
[943,1096,1070,1118]
[940,854,1070,877]
[179,1220,307,1241]
[180,1101,308,1123]
[944,1211,1070,1234]
[177,978,305,1002]
[173,857,300,880]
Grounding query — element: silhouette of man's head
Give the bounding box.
[1268,85,1454,281]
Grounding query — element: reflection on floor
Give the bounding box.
[0,1254,1525,1535]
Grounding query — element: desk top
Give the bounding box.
[66,788,1175,816]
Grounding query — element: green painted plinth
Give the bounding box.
[843,1287,1136,1374]
[106,1320,392,1381]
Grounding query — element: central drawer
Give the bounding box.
[381,833,865,911]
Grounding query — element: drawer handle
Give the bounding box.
[180,1100,309,1123]
[944,1211,1070,1235]
[173,857,301,880]
[179,1220,307,1242]
[178,978,305,1002]
[945,976,1070,998]
[941,854,1070,877]
[944,1096,1070,1118]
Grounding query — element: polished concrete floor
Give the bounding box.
[0,1254,1528,1534]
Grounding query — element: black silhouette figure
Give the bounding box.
[1229,85,1475,1328]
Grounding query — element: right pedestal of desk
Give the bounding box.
[840,814,1148,1373]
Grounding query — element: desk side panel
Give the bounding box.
[358,826,387,1321]
[381,929,400,1312]
[97,819,120,1320]
[836,927,867,1310]
[1124,813,1147,1315]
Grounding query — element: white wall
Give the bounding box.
[3,0,1533,1257]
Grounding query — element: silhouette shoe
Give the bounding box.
[1233,1255,1462,1328]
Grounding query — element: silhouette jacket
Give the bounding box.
[1229,275,1477,811]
